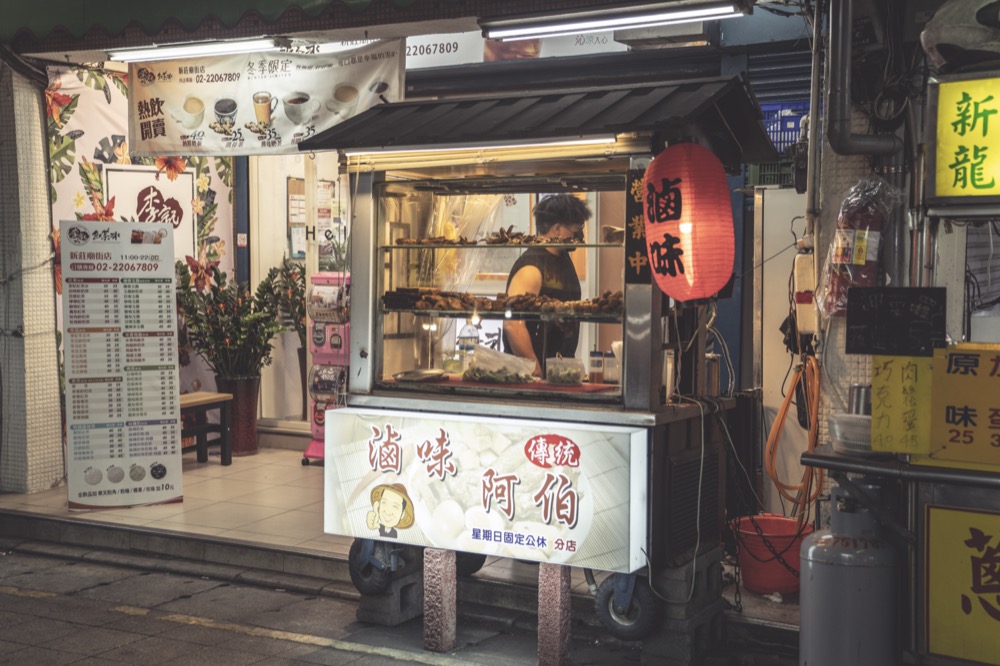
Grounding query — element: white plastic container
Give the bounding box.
[828,413,872,454]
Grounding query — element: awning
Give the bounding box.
[299,75,779,169]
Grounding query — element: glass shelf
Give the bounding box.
[381,306,622,323]
[379,242,623,250]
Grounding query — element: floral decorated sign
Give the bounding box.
[46,65,234,397]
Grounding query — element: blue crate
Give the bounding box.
[760,100,809,155]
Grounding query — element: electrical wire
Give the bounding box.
[764,354,824,527]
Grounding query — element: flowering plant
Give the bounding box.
[261,257,306,348]
[175,260,283,379]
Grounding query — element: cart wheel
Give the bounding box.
[301,458,310,466]
[348,538,391,595]
[455,552,487,577]
[595,575,659,641]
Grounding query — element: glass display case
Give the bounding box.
[371,178,627,404]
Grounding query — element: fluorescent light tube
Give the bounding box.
[343,135,617,157]
[483,3,746,41]
[108,38,281,62]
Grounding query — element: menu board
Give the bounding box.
[128,40,403,156]
[928,342,1000,468]
[871,355,932,454]
[60,220,183,509]
[845,287,946,357]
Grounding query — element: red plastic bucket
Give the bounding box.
[734,514,813,595]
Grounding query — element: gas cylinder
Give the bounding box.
[799,483,898,666]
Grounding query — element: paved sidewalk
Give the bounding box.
[0,542,640,665]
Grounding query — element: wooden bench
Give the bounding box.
[180,391,234,465]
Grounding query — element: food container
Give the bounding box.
[463,345,536,384]
[546,357,585,385]
[604,350,619,383]
[828,413,873,454]
[441,351,464,374]
[588,350,605,383]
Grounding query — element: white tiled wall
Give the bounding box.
[0,68,65,493]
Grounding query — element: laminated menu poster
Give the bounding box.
[324,407,648,573]
[127,39,403,156]
[60,220,183,509]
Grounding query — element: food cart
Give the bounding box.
[299,75,777,640]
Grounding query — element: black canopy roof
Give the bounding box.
[299,75,778,168]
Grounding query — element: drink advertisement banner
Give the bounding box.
[324,408,648,573]
[60,220,183,509]
[128,40,403,156]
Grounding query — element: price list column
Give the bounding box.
[64,278,125,465]
[123,278,179,458]
[60,221,182,509]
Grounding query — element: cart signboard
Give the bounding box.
[928,343,1000,468]
[928,74,1000,205]
[926,505,1000,665]
[324,408,648,573]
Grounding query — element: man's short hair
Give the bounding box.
[533,194,592,234]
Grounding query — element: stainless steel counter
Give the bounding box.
[348,391,730,427]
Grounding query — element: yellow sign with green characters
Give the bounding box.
[936,78,1000,198]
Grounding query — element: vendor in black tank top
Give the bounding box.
[502,194,590,377]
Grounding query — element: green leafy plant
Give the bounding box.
[261,257,307,348]
[175,260,284,379]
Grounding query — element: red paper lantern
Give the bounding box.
[643,142,734,302]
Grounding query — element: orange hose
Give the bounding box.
[764,355,824,525]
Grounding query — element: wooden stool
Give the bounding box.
[179,391,234,465]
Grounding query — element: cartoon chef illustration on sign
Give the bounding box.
[366,483,415,538]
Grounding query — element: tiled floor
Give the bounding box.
[0,449,346,554]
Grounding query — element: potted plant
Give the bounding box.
[261,257,308,419]
[176,259,283,455]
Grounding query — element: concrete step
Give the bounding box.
[0,508,602,630]
[0,507,799,659]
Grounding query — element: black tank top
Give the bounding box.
[501,248,581,367]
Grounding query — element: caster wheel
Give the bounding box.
[348,539,391,595]
[456,552,487,576]
[594,574,659,641]
[301,458,310,466]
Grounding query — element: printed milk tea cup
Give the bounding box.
[326,83,359,116]
[283,92,320,125]
[172,95,205,129]
[253,91,278,125]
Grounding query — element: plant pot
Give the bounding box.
[215,375,261,456]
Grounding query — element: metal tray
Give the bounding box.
[392,368,447,383]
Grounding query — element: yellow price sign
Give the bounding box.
[927,506,1000,664]
[929,343,1000,467]
[935,77,1000,198]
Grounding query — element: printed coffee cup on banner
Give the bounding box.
[283,92,320,125]
[171,95,205,130]
[213,97,238,125]
[326,83,359,116]
[252,91,278,126]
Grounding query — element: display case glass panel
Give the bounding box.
[374,180,626,403]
